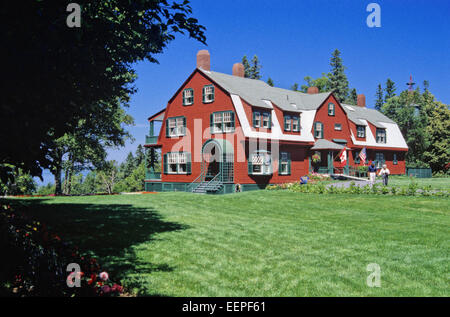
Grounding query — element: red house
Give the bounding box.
[144,50,408,193]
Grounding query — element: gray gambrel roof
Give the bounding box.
[198,68,396,127]
[199,69,330,112]
[341,103,395,128]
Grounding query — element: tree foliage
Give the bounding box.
[328,49,350,102]
[242,55,262,79]
[300,73,331,93]
[1,1,206,181]
[384,78,396,102]
[375,84,384,111]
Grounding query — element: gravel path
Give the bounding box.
[327,179,382,188]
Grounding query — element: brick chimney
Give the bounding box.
[307,86,319,94]
[357,94,366,107]
[197,50,210,70]
[232,63,245,77]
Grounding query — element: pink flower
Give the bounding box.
[101,285,111,294]
[99,271,109,281]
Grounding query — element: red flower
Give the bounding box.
[88,274,96,285]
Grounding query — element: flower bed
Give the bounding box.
[266,179,449,197]
[0,202,124,296]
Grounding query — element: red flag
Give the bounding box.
[339,148,347,165]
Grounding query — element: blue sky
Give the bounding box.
[36,0,450,185]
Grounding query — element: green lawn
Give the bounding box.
[388,176,450,190]
[8,191,450,296]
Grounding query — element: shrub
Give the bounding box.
[0,203,124,297]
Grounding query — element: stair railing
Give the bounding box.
[204,172,222,191]
[187,171,205,192]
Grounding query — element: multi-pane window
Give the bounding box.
[292,116,300,132]
[314,122,323,139]
[284,115,291,131]
[335,123,342,131]
[375,152,385,168]
[202,85,214,103]
[210,111,235,134]
[357,125,366,138]
[253,111,271,129]
[248,151,272,175]
[253,112,261,127]
[223,111,234,132]
[166,117,186,137]
[284,115,300,132]
[376,128,386,143]
[279,152,291,175]
[182,88,194,106]
[213,112,223,133]
[328,103,335,116]
[262,113,270,128]
[164,152,191,174]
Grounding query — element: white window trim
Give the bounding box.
[183,88,194,105]
[203,85,214,103]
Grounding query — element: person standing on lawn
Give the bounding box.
[368,162,377,185]
[378,164,390,186]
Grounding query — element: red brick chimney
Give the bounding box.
[232,63,245,77]
[307,86,319,94]
[357,94,366,107]
[197,50,210,70]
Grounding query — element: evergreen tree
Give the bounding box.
[346,88,358,105]
[375,84,384,111]
[328,49,349,102]
[423,80,430,93]
[291,83,299,91]
[242,55,252,78]
[384,78,396,102]
[135,145,145,166]
[267,77,274,87]
[242,54,262,79]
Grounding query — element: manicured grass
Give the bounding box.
[388,176,450,190]
[8,191,450,296]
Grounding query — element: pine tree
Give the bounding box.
[375,84,384,110]
[291,83,299,91]
[328,49,349,103]
[346,88,358,105]
[267,77,274,87]
[384,78,396,102]
[250,55,262,79]
[242,55,251,78]
[423,80,430,92]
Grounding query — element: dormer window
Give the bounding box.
[202,85,214,103]
[284,115,300,132]
[376,128,386,143]
[262,113,271,128]
[182,88,194,106]
[284,115,291,131]
[292,116,300,132]
[357,125,366,138]
[328,103,335,116]
[314,122,323,139]
[253,112,261,128]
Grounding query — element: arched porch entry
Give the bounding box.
[201,139,234,183]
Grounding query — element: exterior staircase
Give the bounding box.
[189,173,223,194]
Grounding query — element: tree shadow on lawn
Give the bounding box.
[7,198,187,295]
